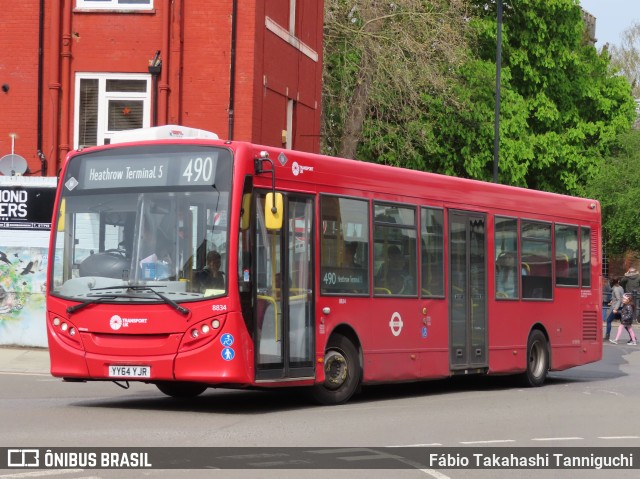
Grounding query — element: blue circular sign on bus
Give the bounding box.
[221,347,235,361]
[422,326,428,339]
[220,333,234,347]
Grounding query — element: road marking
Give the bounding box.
[598,436,640,440]
[418,469,452,479]
[389,443,443,447]
[0,371,50,377]
[0,470,81,478]
[531,437,583,441]
[459,439,516,444]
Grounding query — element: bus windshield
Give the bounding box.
[50,144,232,303]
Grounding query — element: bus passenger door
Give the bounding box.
[448,211,488,371]
[254,193,315,381]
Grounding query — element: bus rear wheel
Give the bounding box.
[521,330,549,387]
[155,381,208,398]
[311,335,361,405]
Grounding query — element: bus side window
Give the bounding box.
[421,207,444,297]
[373,203,417,296]
[319,195,369,295]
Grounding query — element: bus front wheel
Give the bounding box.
[311,335,361,405]
[155,381,208,398]
[521,330,549,387]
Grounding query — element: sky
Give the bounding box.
[580,0,640,48]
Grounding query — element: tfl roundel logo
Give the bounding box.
[110,315,123,331]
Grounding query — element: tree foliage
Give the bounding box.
[609,22,640,98]
[322,0,636,196]
[586,130,640,254]
[322,0,472,160]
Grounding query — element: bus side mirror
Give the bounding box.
[265,192,283,230]
[241,193,251,231]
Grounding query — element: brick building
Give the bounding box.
[0,0,323,177]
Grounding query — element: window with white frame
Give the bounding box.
[74,73,151,149]
[76,0,153,11]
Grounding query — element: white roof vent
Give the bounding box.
[109,125,219,144]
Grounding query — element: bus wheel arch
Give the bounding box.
[521,327,550,387]
[311,327,362,405]
[155,381,208,398]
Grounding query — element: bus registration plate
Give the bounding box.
[108,365,151,378]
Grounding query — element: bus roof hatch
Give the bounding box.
[109,125,219,144]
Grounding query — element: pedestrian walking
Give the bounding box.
[602,276,612,323]
[621,266,640,293]
[609,293,638,345]
[604,277,624,341]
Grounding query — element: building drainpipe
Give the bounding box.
[158,0,170,125]
[37,0,46,176]
[168,0,183,124]
[47,2,61,176]
[59,1,73,163]
[228,0,238,140]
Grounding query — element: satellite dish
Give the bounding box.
[0,154,28,175]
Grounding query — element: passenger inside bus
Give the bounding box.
[496,251,518,298]
[138,214,175,280]
[344,241,361,268]
[377,245,410,294]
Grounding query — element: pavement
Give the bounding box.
[0,346,50,375]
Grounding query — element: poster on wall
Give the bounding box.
[0,247,48,347]
[0,185,56,230]
[0,176,56,348]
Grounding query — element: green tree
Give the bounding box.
[322,0,472,159]
[323,0,636,196]
[586,130,640,254]
[609,22,640,98]
[467,0,636,194]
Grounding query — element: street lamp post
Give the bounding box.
[493,0,503,183]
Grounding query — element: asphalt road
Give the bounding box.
[1,342,639,479]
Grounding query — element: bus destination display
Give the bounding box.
[76,152,219,190]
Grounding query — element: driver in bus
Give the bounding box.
[194,251,225,291]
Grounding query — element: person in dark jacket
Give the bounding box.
[194,251,225,292]
[621,266,640,293]
[609,293,637,345]
[604,277,624,341]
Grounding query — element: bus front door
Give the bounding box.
[254,193,315,381]
[449,211,488,372]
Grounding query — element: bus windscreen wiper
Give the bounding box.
[87,285,190,316]
[130,286,190,316]
[67,295,122,314]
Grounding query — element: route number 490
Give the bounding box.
[323,272,337,285]
[182,157,214,182]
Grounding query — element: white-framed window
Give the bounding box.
[76,0,153,11]
[74,73,151,149]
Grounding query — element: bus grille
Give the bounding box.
[582,311,598,341]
